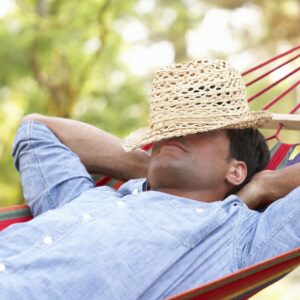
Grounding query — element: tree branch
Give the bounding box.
[77,0,112,89]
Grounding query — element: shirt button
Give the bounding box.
[0,263,6,272]
[117,201,126,208]
[43,236,53,245]
[82,213,92,220]
[132,188,139,195]
[196,208,205,215]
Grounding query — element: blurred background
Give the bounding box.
[0,0,299,298]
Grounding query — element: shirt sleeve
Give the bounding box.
[236,187,300,269]
[12,120,95,217]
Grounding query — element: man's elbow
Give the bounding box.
[13,114,45,171]
[23,113,45,123]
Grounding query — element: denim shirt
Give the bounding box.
[0,121,300,300]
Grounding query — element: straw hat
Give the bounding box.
[122,58,272,152]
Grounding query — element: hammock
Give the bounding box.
[1,45,300,299]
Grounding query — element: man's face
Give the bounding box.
[147,130,234,197]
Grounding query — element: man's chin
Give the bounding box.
[148,159,183,180]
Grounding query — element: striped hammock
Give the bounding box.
[1,45,300,299]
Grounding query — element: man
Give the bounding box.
[0,59,299,299]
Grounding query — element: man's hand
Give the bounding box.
[237,170,274,209]
[23,114,150,181]
[238,162,300,210]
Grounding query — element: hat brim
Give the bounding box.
[122,111,272,152]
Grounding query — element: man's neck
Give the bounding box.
[149,186,225,203]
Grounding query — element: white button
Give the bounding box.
[82,213,92,220]
[43,236,53,245]
[132,188,139,195]
[0,263,6,272]
[117,201,126,208]
[196,208,205,214]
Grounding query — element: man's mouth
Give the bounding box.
[161,141,186,152]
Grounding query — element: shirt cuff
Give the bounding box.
[11,120,59,170]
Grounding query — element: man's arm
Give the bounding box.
[235,164,300,269]
[237,164,300,209]
[12,121,95,216]
[23,114,150,181]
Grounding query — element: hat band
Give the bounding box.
[151,113,251,129]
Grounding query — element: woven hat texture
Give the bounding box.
[122,58,272,152]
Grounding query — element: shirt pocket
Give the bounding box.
[137,193,226,249]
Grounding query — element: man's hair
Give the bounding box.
[225,128,270,195]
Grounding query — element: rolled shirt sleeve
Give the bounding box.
[12,120,95,217]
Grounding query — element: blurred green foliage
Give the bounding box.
[0,0,299,207]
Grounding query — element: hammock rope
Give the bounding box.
[245,53,300,87]
[247,67,300,103]
[241,44,300,76]
[262,81,300,110]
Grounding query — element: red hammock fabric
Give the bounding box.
[168,247,300,300]
[0,205,33,231]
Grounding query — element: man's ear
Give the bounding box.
[226,160,247,187]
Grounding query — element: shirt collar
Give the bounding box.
[118,178,148,195]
